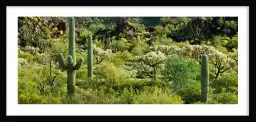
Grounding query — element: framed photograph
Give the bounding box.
[6,6,249,116]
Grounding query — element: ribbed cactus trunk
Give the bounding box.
[88,35,93,78]
[57,17,84,96]
[201,54,209,102]
[67,17,76,96]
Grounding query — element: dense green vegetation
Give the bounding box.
[18,17,238,104]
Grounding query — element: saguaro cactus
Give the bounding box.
[88,35,93,77]
[201,54,209,102]
[57,17,84,96]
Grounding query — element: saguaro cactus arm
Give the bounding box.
[73,58,84,70]
[58,53,67,70]
[68,55,74,67]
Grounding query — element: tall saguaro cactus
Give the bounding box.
[88,35,93,77]
[201,54,209,102]
[57,17,84,96]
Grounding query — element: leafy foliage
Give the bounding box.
[162,54,200,91]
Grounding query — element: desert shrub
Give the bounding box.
[18,53,34,64]
[130,39,149,56]
[153,25,167,37]
[77,28,92,40]
[152,37,173,46]
[46,39,69,63]
[211,72,238,94]
[89,23,105,33]
[19,91,62,104]
[76,66,88,80]
[18,46,50,65]
[162,54,200,91]
[65,88,103,104]
[177,80,201,104]
[18,61,67,104]
[193,87,238,104]
[134,86,184,104]
[108,38,132,52]
[117,87,136,104]
[208,88,238,104]
[19,92,48,104]
[172,41,190,47]
[94,62,134,85]
[119,51,137,62]
[106,54,125,67]
[106,51,135,67]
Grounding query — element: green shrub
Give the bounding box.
[67,88,103,104]
[106,54,125,67]
[76,67,88,80]
[18,61,66,104]
[208,89,238,104]
[89,23,105,33]
[162,54,200,91]
[94,62,134,85]
[19,92,48,104]
[134,86,184,104]
[211,72,238,93]
[130,39,148,56]
[152,37,173,46]
[177,80,201,104]
[108,38,131,52]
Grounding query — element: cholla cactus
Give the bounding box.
[137,51,166,66]
[23,46,40,54]
[182,45,193,57]
[190,45,203,60]
[18,58,28,69]
[136,51,166,81]
[150,45,183,55]
[150,45,170,54]
[93,44,113,64]
[209,51,235,79]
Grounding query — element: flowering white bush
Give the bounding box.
[22,46,40,54]
[209,51,235,79]
[93,44,113,64]
[19,46,50,65]
[18,58,28,69]
[150,45,182,55]
[136,51,167,80]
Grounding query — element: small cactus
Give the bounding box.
[201,54,209,102]
[87,35,93,77]
[57,17,84,96]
